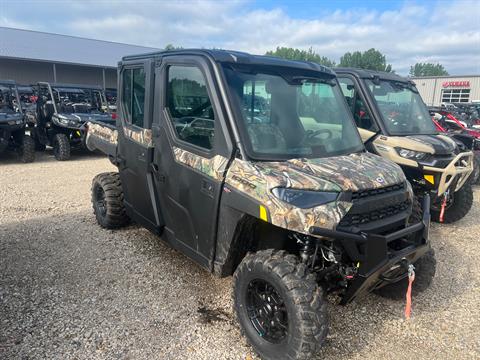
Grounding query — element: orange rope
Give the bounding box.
[405,266,415,319]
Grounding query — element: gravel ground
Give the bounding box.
[1,150,479,360]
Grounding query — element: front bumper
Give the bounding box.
[422,151,473,195]
[310,195,431,305]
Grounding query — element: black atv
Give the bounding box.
[85,49,435,360]
[0,80,35,163]
[31,82,115,160]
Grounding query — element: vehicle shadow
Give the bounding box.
[0,210,471,360]
[0,147,106,165]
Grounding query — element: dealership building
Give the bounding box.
[411,75,480,106]
[0,27,159,89]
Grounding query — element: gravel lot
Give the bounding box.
[1,150,479,360]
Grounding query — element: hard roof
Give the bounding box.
[122,49,336,75]
[0,27,159,68]
[335,67,410,82]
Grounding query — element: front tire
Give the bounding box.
[53,133,70,161]
[91,172,130,229]
[19,134,35,163]
[233,250,327,360]
[431,183,473,223]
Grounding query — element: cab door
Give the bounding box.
[117,60,163,233]
[151,55,233,268]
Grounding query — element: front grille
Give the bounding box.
[339,200,410,227]
[351,183,405,202]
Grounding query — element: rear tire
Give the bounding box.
[470,155,480,185]
[53,133,70,161]
[233,250,328,360]
[19,134,35,163]
[431,183,473,223]
[92,172,130,229]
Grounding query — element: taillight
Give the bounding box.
[111,112,117,120]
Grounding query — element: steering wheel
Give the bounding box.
[306,129,333,140]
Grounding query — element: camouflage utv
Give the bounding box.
[336,69,474,223]
[86,50,434,360]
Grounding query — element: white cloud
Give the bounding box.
[1,0,479,74]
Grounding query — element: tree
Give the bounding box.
[164,44,183,51]
[339,48,393,72]
[265,47,336,67]
[409,63,449,77]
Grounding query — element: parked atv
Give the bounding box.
[31,82,115,160]
[86,50,435,360]
[0,80,35,163]
[429,107,480,184]
[336,69,473,223]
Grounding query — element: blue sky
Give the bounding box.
[1,0,479,74]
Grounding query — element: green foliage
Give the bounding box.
[265,47,336,67]
[164,44,183,51]
[339,48,393,72]
[409,63,449,76]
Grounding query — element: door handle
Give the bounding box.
[201,179,215,198]
[150,163,165,182]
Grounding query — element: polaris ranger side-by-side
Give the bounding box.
[0,80,35,163]
[86,50,435,360]
[336,69,474,223]
[30,82,115,160]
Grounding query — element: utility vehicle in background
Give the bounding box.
[30,82,115,160]
[86,50,435,360]
[0,80,35,163]
[336,69,473,223]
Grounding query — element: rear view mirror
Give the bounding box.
[372,86,388,96]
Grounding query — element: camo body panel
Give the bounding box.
[123,126,153,147]
[87,122,118,145]
[168,148,406,235]
[172,147,229,180]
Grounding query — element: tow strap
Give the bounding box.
[404,264,415,319]
[439,193,448,223]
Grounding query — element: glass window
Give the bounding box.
[223,65,364,159]
[338,77,377,132]
[122,68,146,127]
[366,79,436,135]
[442,89,470,103]
[166,65,215,150]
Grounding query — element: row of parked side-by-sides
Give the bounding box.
[83,50,476,360]
[0,80,117,162]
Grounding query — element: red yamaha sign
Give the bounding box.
[442,81,470,88]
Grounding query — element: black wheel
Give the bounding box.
[233,250,327,360]
[53,133,70,161]
[91,172,130,229]
[375,249,436,300]
[431,183,473,223]
[470,155,480,185]
[19,134,35,163]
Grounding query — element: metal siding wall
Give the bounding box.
[0,58,54,84]
[413,76,480,106]
[55,63,103,86]
[104,68,117,88]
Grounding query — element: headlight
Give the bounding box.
[395,147,428,160]
[271,188,338,209]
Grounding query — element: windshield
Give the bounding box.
[53,87,107,114]
[0,84,20,113]
[223,65,364,160]
[366,79,437,135]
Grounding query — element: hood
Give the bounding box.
[405,134,457,155]
[0,112,24,123]
[253,152,405,193]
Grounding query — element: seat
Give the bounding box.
[247,123,287,152]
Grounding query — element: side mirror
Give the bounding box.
[357,128,377,143]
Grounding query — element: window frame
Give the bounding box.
[161,58,221,157]
[119,62,151,131]
[441,88,470,103]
